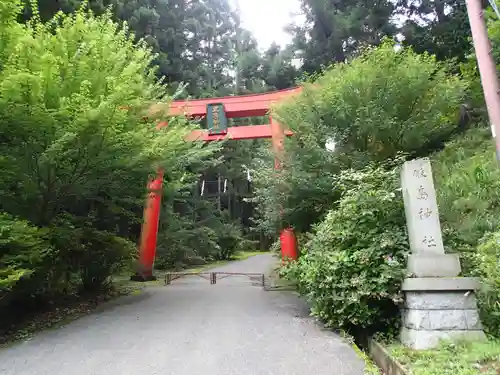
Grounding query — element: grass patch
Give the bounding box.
[186,260,229,273]
[389,339,500,375]
[233,250,269,260]
[264,260,298,291]
[350,339,381,374]
[182,250,271,273]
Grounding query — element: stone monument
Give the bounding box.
[400,158,486,350]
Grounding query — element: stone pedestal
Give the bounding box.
[399,159,485,350]
[407,253,461,278]
[400,278,486,349]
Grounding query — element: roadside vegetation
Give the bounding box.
[389,340,500,375]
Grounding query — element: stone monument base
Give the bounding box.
[407,253,461,277]
[401,328,486,350]
[400,277,486,350]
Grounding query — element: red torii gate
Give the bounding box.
[133,87,302,281]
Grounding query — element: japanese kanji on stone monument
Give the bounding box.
[400,158,485,350]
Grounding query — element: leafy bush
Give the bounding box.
[156,205,244,268]
[475,232,500,338]
[215,221,243,260]
[253,40,466,235]
[78,229,136,292]
[280,41,466,162]
[156,212,220,270]
[282,164,408,334]
[0,212,53,304]
[434,127,500,273]
[0,4,209,227]
[46,220,137,293]
[431,127,500,337]
[0,1,219,305]
[269,238,281,254]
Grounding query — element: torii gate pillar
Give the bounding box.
[270,116,299,263]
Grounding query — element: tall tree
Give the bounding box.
[290,0,396,73]
[112,0,188,91]
[22,0,240,97]
[237,30,266,93]
[261,43,299,90]
[398,0,472,62]
[184,0,237,97]
[290,0,473,73]
[20,0,111,21]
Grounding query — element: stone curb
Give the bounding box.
[368,339,410,375]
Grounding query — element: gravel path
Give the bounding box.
[0,254,365,375]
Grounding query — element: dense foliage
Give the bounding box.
[282,164,408,334]
[434,128,500,269]
[256,38,498,339]
[0,1,220,316]
[0,213,52,300]
[475,231,500,337]
[253,41,466,235]
[21,0,300,97]
[290,0,472,73]
[433,127,500,336]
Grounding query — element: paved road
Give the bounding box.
[0,254,365,375]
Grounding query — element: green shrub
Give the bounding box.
[215,222,242,260]
[431,127,500,338]
[295,232,312,257]
[156,205,237,269]
[0,1,219,300]
[475,232,500,338]
[0,212,53,305]
[78,229,136,292]
[282,41,465,162]
[269,238,281,254]
[156,224,220,270]
[43,219,136,292]
[0,4,200,227]
[434,127,500,273]
[253,40,466,236]
[235,238,260,253]
[282,164,408,335]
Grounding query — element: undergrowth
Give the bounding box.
[389,339,500,375]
